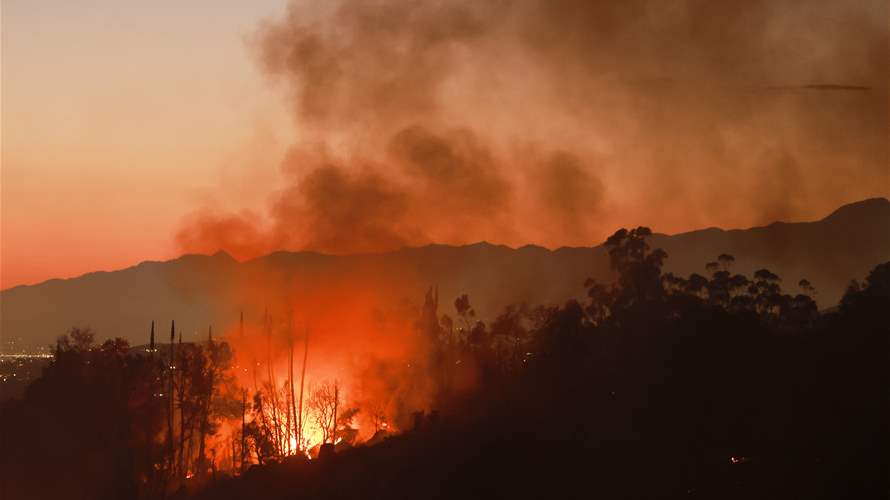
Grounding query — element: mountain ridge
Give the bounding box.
[2,198,887,351]
[6,197,886,294]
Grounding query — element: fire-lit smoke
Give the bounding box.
[173,0,888,462]
[220,261,436,444]
[178,0,888,259]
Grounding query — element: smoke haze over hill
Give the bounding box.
[177,0,889,261]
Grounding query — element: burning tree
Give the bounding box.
[308,380,341,444]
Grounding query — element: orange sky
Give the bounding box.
[3,0,888,290]
[2,0,292,288]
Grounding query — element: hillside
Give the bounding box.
[2,198,887,351]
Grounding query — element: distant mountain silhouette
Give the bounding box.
[2,198,887,351]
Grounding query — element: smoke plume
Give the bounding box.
[172,0,889,428]
[177,0,888,258]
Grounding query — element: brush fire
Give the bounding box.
[153,274,455,485]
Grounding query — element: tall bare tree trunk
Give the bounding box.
[332,382,339,443]
[198,326,213,478]
[186,424,194,474]
[177,332,186,478]
[297,328,309,451]
[240,390,247,471]
[240,311,247,472]
[284,349,292,455]
[164,320,175,497]
[255,395,270,466]
[289,334,297,452]
[265,310,282,456]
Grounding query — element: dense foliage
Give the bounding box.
[1,228,886,499]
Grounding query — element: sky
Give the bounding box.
[3,0,888,289]
[2,0,292,288]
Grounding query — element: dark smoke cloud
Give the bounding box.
[257,1,498,130]
[178,0,889,258]
[273,160,415,254]
[388,126,513,239]
[528,152,605,243]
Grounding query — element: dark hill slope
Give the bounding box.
[2,199,887,350]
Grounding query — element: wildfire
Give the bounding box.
[171,265,434,474]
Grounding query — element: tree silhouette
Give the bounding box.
[309,380,341,444]
[2,227,887,500]
[603,226,668,310]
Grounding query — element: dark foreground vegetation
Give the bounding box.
[1,228,887,499]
